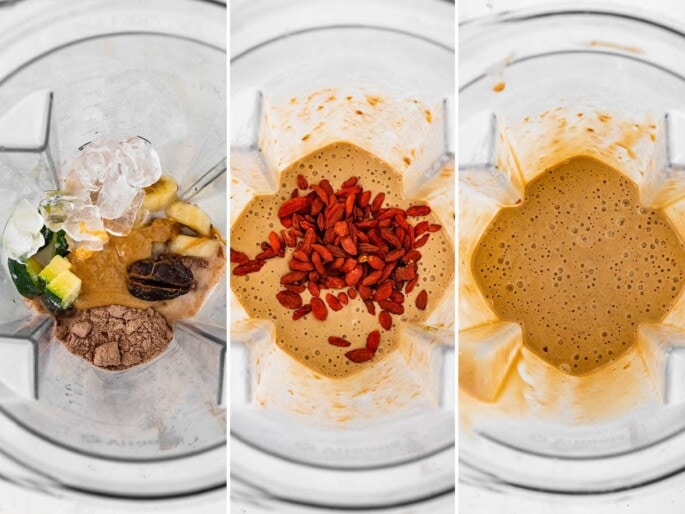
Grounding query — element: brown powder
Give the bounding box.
[55,305,173,370]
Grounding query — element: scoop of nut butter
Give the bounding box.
[127,255,196,301]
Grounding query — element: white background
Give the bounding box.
[2,1,685,513]
[459,4,685,514]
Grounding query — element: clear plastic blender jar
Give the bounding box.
[460,5,685,496]
[231,0,455,509]
[0,0,226,502]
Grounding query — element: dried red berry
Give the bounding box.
[326,276,346,289]
[373,281,393,302]
[282,229,296,247]
[359,190,371,207]
[371,192,385,211]
[366,330,380,353]
[366,255,385,270]
[406,205,431,217]
[283,283,306,293]
[357,284,373,300]
[379,310,392,330]
[340,235,357,255]
[308,281,321,297]
[256,247,277,260]
[395,264,416,281]
[414,221,429,236]
[328,336,351,347]
[385,249,405,262]
[414,234,430,248]
[319,179,334,196]
[312,243,334,262]
[230,248,250,264]
[325,293,343,311]
[345,265,363,287]
[276,290,303,309]
[361,270,383,286]
[405,276,419,294]
[292,250,310,262]
[290,260,315,271]
[390,289,405,304]
[333,221,348,237]
[268,231,282,252]
[311,297,328,320]
[401,250,422,263]
[416,289,428,310]
[278,197,310,217]
[281,271,307,284]
[232,260,265,276]
[341,176,359,188]
[345,348,374,363]
[378,299,404,315]
[292,304,312,320]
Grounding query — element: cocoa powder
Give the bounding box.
[55,305,173,370]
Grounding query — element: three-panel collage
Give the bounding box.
[0,0,684,513]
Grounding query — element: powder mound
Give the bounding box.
[55,305,173,370]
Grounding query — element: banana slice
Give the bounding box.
[169,234,220,258]
[166,201,212,236]
[143,175,178,212]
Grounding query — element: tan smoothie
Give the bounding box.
[473,156,685,375]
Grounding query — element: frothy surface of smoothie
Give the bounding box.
[473,156,685,375]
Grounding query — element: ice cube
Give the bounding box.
[64,204,108,251]
[39,193,75,232]
[103,189,145,236]
[118,136,162,188]
[4,199,46,261]
[4,222,44,262]
[71,142,114,191]
[96,170,139,220]
[13,199,44,234]
[70,238,105,255]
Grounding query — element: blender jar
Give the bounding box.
[230,0,455,509]
[460,6,685,495]
[0,0,226,501]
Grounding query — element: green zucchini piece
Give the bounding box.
[45,270,81,310]
[40,225,51,245]
[35,229,70,265]
[53,230,69,257]
[8,258,44,298]
[38,255,71,285]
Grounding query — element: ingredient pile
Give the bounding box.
[5,136,225,370]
